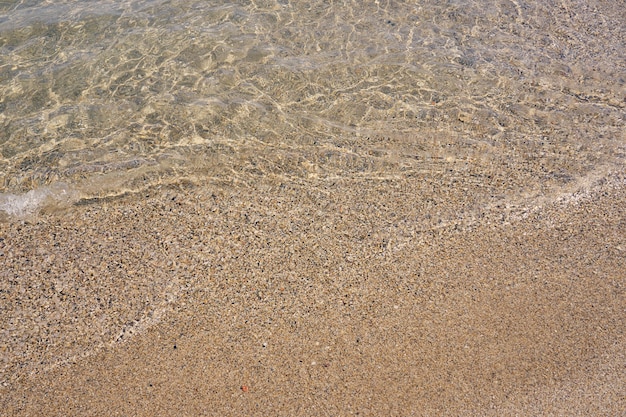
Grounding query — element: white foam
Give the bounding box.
[0,183,77,218]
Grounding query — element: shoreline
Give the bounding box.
[1,171,624,415]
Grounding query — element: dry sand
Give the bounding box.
[1,171,624,416]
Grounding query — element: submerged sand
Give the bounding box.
[1,171,624,416]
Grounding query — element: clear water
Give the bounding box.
[0,0,624,217]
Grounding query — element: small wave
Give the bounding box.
[0,182,77,219]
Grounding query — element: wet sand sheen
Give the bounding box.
[1,173,624,415]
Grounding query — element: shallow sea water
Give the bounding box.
[0,0,624,218]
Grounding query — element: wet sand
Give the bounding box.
[1,171,624,416]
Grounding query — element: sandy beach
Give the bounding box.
[1,170,624,415]
[1,1,625,413]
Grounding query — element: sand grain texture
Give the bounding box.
[1,174,624,416]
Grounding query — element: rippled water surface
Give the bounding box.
[0,0,624,216]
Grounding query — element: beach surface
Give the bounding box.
[1,171,624,416]
[1,0,625,414]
